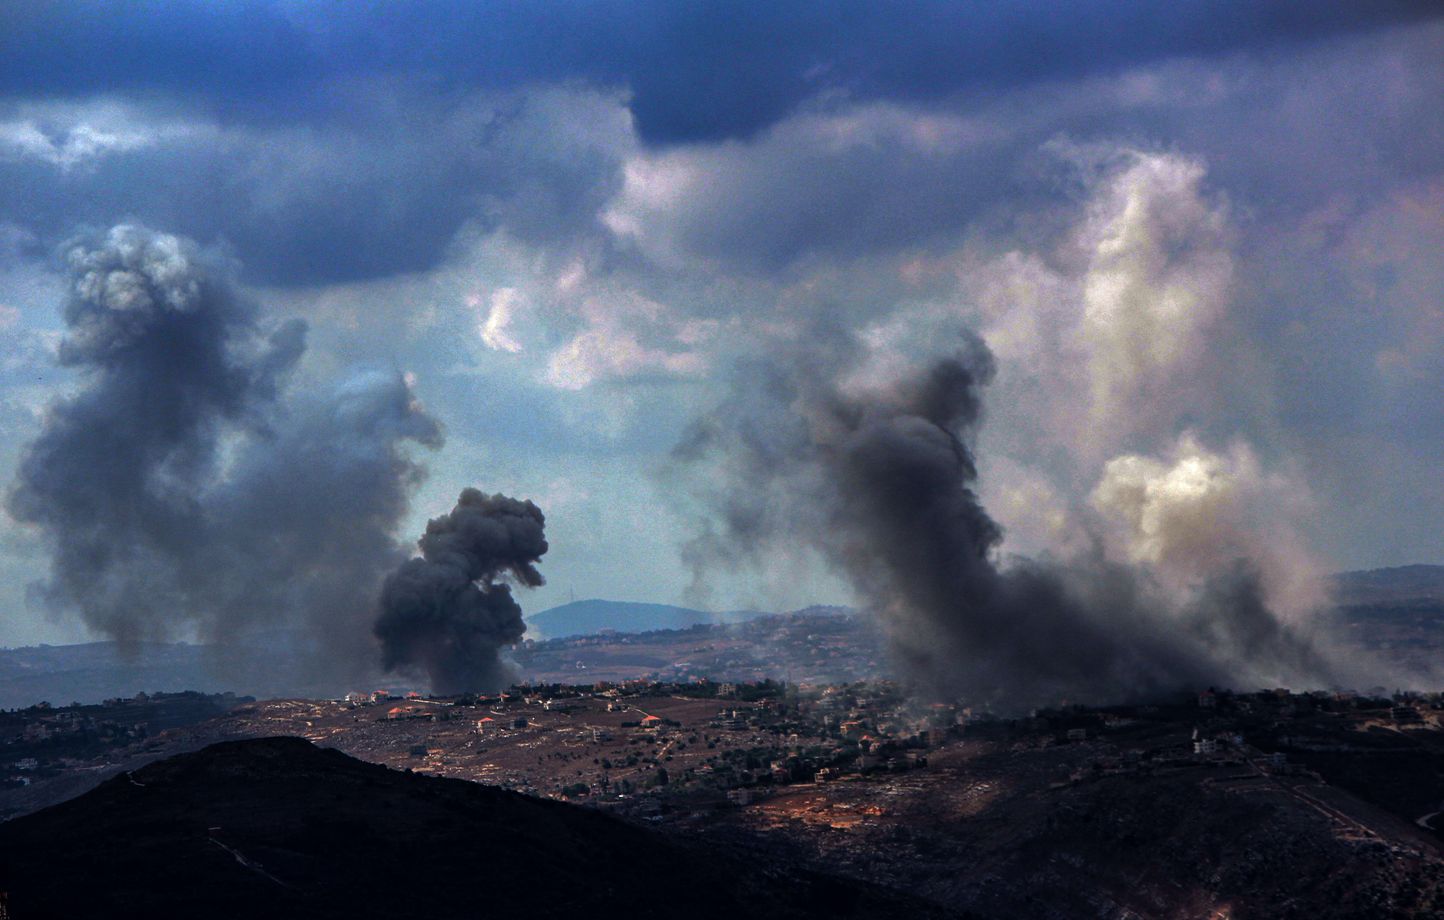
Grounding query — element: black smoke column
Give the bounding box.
[375,489,547,693]
[5,225,444,691]
[672,331,1343,709]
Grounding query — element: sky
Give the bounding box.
[0,1,1441,651]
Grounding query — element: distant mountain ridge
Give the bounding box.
[0,641,357,711]
[0,568,1436,708]
[524,598,769,639]
[1331,564,1444,605]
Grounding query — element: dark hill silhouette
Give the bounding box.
[0,737,945,920]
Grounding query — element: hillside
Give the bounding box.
[0,736,946,920]
[1332,564,1444,605]
[0,641,360,710]
[525,598,768,639]
[1327,565,1444,680]
[7,686,1443,919]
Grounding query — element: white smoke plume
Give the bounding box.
[1091,435,1325,618]
[673,330,1355,710]
[1077,150,1234,449]
[672,146,1402,707]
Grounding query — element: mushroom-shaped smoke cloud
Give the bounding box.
[375,489,547,694]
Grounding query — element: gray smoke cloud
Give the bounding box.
[374,488,547,694]
[5,225,442,688]
[673,330,1348,710]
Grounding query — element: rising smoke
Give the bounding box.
[672,329,1351,710]
[374,488,547,694]
[6,225,443,688]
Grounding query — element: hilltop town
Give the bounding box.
[2,571,1443,916]
[3,674,1443,916]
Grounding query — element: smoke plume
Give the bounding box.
[5,225,442,688]
[1090,435,1327,618]
[673,331,1349,709]
[374,488,547,694]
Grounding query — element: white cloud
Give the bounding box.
[0,101,202,171]
[0,119,157,169]
[444,228,716,391]
[544,290,711,390]
[600,101,1015,273]
[476,287,525,353]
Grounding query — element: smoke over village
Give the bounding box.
[5,227,436,681]
[672,334,1351,710]
[376,488,548,694]
[3,226,557,695]
[0,5,1442,917]
[4,217,1399,705]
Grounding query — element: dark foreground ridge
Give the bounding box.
[0,736,944,920]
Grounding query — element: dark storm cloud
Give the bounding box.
[601,20,1444,277]
[0,88,629,286]
[5,225,442,686]
[0,129,461,286]
[2,1,1435,145]
[4,4,1437,288]
[671,331,1347,709]
[375,488,547,694]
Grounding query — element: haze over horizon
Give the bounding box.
[0,4,1439,700]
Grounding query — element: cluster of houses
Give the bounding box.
[324,677,1444,814]
[0,691,241,787]
[3,692,195,749]
[590,681,943,807]
[357,678,952,810]
[1195,686,1444,722]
